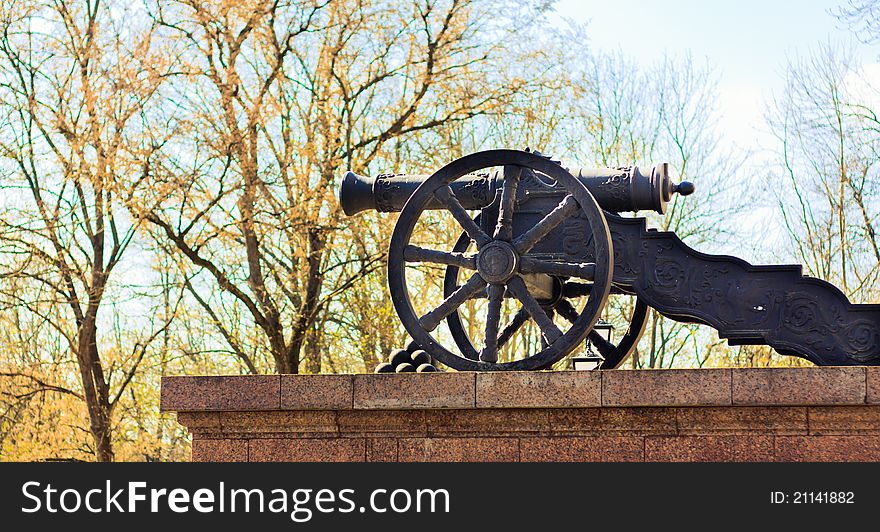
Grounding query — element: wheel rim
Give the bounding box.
[596,297,649,369]
[388,149,614,371]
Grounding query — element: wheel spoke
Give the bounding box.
[435,185,492,249]
[558,299,617,358]
[468,287,488,299]
[418,273,487,332]
[513,194,578,254]
[506,275,562,344]
[519,257,596,280]
[555,299,580,323]
[479,284,505,362]
[588,329,617,359]
[497,306,529,349]
[493,165,523,242]
[450,285,489,299]
[540,308,556,350]
[562,281,592,298]
[404,245,477,269]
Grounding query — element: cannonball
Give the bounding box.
[395,362,416,373]
[416,363,438,372]
[405,339,421,353]
[374,362,394,374]
[389,349,411,367]
[410,349,431,366]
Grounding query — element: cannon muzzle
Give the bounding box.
[339,171,376,217]
[340,161,694,216]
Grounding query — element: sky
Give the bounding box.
[551,0,880,155]
[548,0,880,261]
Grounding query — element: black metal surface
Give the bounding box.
[606,214,880,365]
[342,149,880,368]
[596,298,649,369]
[386,149,614,371]
[339,163,694,216]
[442,217,650,368]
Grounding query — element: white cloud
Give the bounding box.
[844,63,880,110]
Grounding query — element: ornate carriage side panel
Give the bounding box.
[606,215,880,365]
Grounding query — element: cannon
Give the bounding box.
[340,149,880,371]
[339,159,691,216]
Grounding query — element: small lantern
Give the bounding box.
[571,319,614,371]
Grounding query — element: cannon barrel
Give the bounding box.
[339,163,694,216]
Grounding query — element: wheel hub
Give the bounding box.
[476,241,519,283]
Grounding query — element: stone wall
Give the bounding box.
[161,367,880,462]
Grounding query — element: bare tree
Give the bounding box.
[766,42,880,304]
[135,0,551,374]
[837,0,880,43]
[0,0,175,461]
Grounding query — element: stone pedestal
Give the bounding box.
[161,367,880,462]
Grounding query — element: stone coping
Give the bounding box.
[161,367,880,412]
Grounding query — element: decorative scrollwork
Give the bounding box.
[784,295,822,332]
[843,319,880,361]
[607,215,880,366]
[653,255,687,293]
[601,167,632,211]
[457,175,491,207]
[375,173,406,212]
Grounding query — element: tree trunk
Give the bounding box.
[286,227,326,374]
[303,321,323,374]
[76,317,114,462]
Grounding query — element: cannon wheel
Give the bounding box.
[595,297,649,369]
[388,149,613,371]
[443,222,649,369]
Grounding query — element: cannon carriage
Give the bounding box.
[339,149,880,371]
